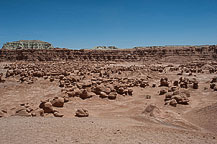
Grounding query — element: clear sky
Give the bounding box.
[0,0,217,49]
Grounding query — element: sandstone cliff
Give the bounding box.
[2,40,53,50]
[0,45,216,62]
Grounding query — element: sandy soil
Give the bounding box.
[0,117,216,144]
[0,61,216,144]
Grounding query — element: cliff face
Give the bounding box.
[0,45,216,62]
[2,40,53,50]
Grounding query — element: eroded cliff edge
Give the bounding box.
[0,45,216,62]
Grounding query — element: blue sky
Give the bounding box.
[0,0,217,49]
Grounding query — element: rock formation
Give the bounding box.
[2,40,53,50]
[93,46,119,50]
[0,45,216,62]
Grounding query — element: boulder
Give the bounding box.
[164,92,173,101]
[173,81,179,86]
[0,110,6,118]
[140,81,149,88]
[173,90,180,95]
[0,73,4,82]
[159,89,167,95]
[160,77,169,87]
[51,97,64,107]
[75,109,89,117]
[32,109,44,117]
[108,92,117,100]
[116,87,125,95]
[99,92,108,98]
[128,89,133,96]
[210,83,216,89]
[143,104,161,117]
[193,81,199,89]
[74,88,82,97]
[33,71,43,77]
[53,111,64,117]
[59,75,65,80]
[168,86,177,92]
[172,95,189,105]
[180,82,188,89]
[80,89,93,99]
[92,84,104,95]
[40,101,54,113]
[59,80,65,87]
[211,77,217,83]
[15,108,31,117]
[145,95,151,99]
[214,86,217,91]
[169,99,177,107]
[81,80,92,88]
[6,70,14,77]
[50,77,55,82]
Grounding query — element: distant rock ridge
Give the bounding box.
[93,46,119,50]
[0,45,216,62]
[2,40,53,50]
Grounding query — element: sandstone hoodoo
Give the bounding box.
[2,40,53,50]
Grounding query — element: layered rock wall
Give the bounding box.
[0,45,216,62]
[2,40,53,50]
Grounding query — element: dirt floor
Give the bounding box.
[0,61,216,144]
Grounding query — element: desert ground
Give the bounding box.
[0,59,216,144]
